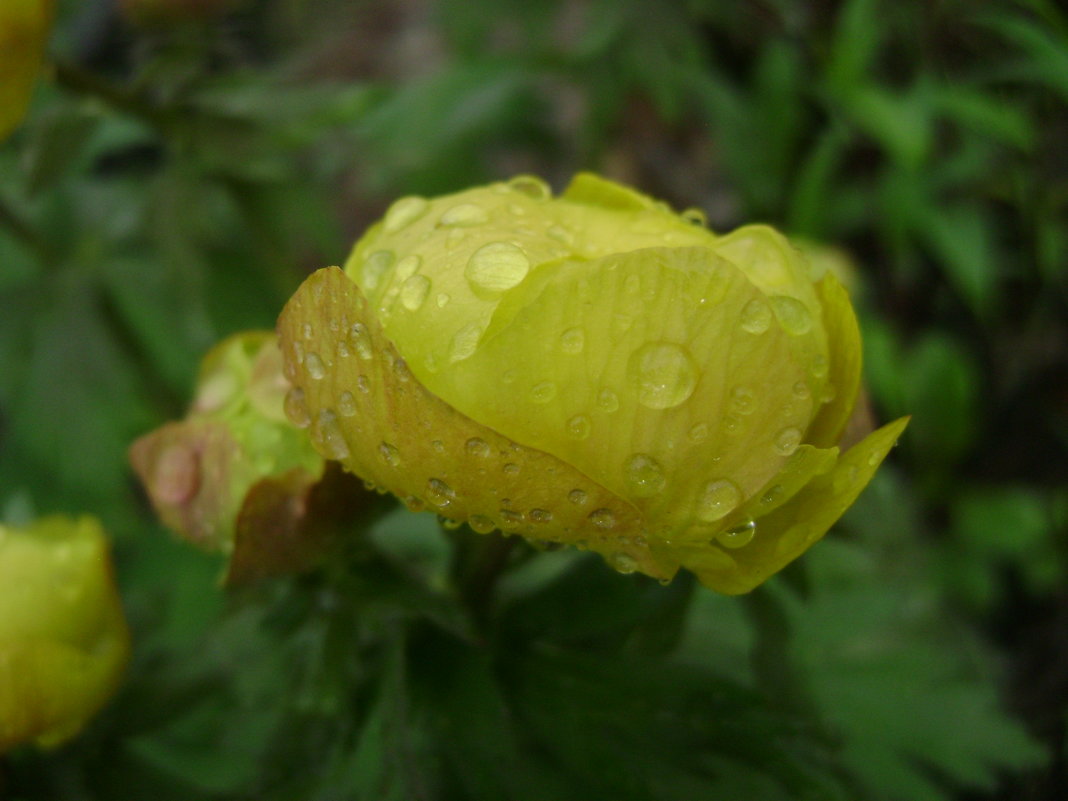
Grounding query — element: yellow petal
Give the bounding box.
[678,416,910,594]
[805,272,863,448]
[277,266,677,580]
[0,0,54,142]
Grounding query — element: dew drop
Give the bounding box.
[568,488,588,505]
[305,352,326,380]
[431,440,445,453]
[588,508,616,529]
[868,450,884,467]
[529,508,553,523]
[774,427,802,456]
[761,485,784,505]
[361,250,394,291]
[623,453,667,498]
[609,552,638,574]
[465,437,492,458]
[812,354,829,378]
[440,203,488,227]
[566,414,592,440]
[507,175,551,200]
[793,380,811,400]
[436,292,451,308]
[465,241,530,293]
[717,518,756,548]
[338,391,358,417]
[530,381,557,403]
[729,385,756,416]
[301,322,314,340]
[821,383,837,404]
[383,196,429,232]
[560,326,585,354]
[696,479,741,522]
[628,342,698,410]
[740,297,772,334]
[688,422,710,443]
[502,462,520,475]
[469,514,496,534]
[284,387,311,428]
[377,441,400,467]
[597,388,620,412]
[547,224,573,244]
[450,322,484,363]
[682,207,707,227]
[770,296,813,335]
[349,323,374,360]
[425,478,455,507]
[356,375,371,393]
[314,410,350,460]
[395,254,421,280]
[499,509,524,529]
[336,340,351,359]
[400,274,431,311]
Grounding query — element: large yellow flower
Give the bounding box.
[277,174,908,593]
[0,516,129,751]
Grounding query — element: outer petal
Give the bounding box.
[426,246,820,540]
[675,416,910,594]
[277,266,677,580]
[805,272,863,448]
[0,0,53,141]
[0,516,129,750]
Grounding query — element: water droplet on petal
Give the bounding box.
[314,410,350,460]
[729,385,756,415]
[450,322,484,362]
[395,254,421,280]
[361,250,394,290]
[400,274,431,311]
[436,292,451,308]
[425,478,456,507]
[609,552,638,574]
[465,241,530,293]
[717,518,756,548]
[588,508,616,529]
[774,427,802,456]
[568,489,588,505]
[378,441,400,466]
[507,175,551,200]
[440,203,488,227]
[284,387,311,428]
[356,375,371,393]
[688,422,709,443]
[696,479,741,522]
[305,352,326,380]
[530,381,557,403]
[597,388,620,412]
[465,437,492,458]
[529,508,553,523]
[338,391,358,416]
[740,297,772,334]
[469,514,496,534]
[349,323,374,360]
[770,296,813,335]
[431,440,445,453]
[623,453,667,498]
[761,485,784,505]
[682,207,707,226]
[566,414,592,439]
[628,342,698,410]
[560,326,585,354]
[499,509,524,529]
[383,196,428,232]
[503,462,520,475]
[547,224,573,244]
[793,380,811,400]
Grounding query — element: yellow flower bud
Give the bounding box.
[0,0,54,142]
[0,515,129,751]
[130,332,344,583]
[277,174,908,593]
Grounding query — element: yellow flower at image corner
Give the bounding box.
[0,515,129,752]
[277,173,909,594]
[0,0,55,142]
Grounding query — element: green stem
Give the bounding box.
[455,531,518,626]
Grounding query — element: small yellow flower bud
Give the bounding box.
[0,515,129,751]
[277,174,908,593]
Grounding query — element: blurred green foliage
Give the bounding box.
[2,0,1067,799]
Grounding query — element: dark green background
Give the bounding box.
[1,0,1066,799]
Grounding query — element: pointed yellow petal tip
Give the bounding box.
[0,0,55,142]
[0,515,129,752]
[278,174,906,593]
